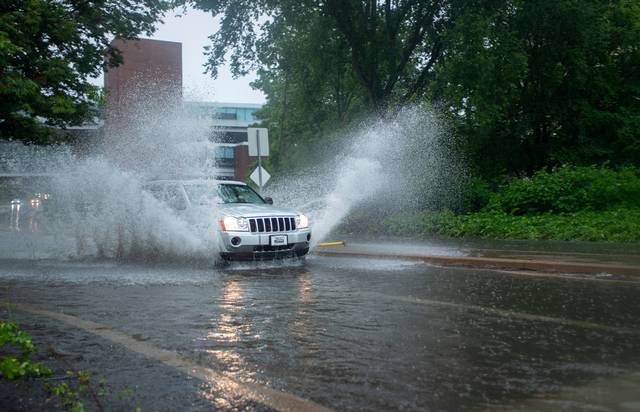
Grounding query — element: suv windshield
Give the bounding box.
[217,184,265,204]
[183,183,265,205]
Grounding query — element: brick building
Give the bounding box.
[105,38,182,133]
[104,38,261,181]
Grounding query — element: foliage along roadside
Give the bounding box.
[347,165,640,243]
[0,320,52,379]
[379,207,640,243]
[1,320,144,412]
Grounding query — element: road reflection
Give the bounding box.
[297,271,315,304]
[200,267,318,388]
[9,200,21,231]
[203,278,248,377]
[6,196,45,232]
[290,271,316,343]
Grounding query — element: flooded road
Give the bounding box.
[1,255,640,411]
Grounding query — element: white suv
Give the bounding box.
[143,179,311,261]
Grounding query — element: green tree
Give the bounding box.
[188,0,471,172]
[0,0,170,143]
[433,0,640,176]
[192,0,639,177]
[190,0,461,111]
[250,6,367,171]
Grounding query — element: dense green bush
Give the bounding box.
[0,321,52,380]
[382,210,460,236]
[462,177,493,213]
[371,207,640,242]
[455,207,640,242]
[487,166,640,215]
[348,166,640,242]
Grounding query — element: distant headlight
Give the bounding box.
[219,216,249,232]
[296,214,309,229]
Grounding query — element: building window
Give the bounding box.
[213,146,235,168]
[212,107,258,121]
[212,112,237,120]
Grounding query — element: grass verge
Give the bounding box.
[363,207,640,242]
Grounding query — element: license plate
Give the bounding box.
[270,235,288,246]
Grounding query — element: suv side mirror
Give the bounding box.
[264,197,274,205]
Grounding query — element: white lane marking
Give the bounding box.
[2,303,332,412]
[482,267,640,285]
[373,294,639,335]
[482,372,640,412]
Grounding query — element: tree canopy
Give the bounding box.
[3,0,637,178]
[190,0,458,110]
[191,0,639,177]
[188,0,465,171]
[0,0,170,143]
[434,0,640,176]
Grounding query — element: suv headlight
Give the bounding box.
[295,214,309,229]
[219,216,249,232]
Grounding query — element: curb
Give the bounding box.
[313,250,640,277]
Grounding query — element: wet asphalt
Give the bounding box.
[1,254,640,411]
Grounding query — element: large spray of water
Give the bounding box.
[267,105,463,246]
[3,94,460,263]
[49,159,208,261]
[43,85,221,262]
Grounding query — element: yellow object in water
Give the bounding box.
[318,241,346,247]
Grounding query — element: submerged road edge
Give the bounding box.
[313,250,640,277]
[0,303,333,412]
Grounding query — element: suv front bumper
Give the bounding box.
[217,228,311,260]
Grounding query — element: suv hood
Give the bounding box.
[217,203,299,218]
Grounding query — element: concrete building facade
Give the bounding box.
[183,101,262,181]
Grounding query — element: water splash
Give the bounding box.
[48,158,209,261]
[2,101,460,262]
[310,157,383,245]
[268,105,463,246]
[32,87,222,262]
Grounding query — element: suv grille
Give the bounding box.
[249,217,296,233]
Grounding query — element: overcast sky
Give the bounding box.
[92,7,266,104]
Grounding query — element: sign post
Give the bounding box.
[257,129,263,188]
[248,128,270,192]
